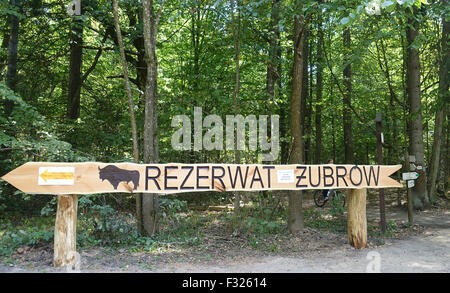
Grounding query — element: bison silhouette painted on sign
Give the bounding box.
[98,165,140,190]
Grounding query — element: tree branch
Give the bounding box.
[155,0,166,29]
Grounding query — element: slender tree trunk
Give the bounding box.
[130,7,147,96]
[112,0,142,232]
[308,33,313,162]
[142,0,164,236]
[112,0,139,163]
[342,28,354,163]
[376,38,400,163]
[189,4,201,163]
[406,8,429,210]
[230,0,241,213]
[428,1,449,203]
[315,12,324,164]
[67,7,83,120]
[441,113,449,196]
[300,28,309,163]
[1,0,20,176]
[288,5,306,233]
[376,37,402,205]
[266,0,280,101]
[331,85,336,162]
[5,0,19,96]
[264,0,287,164]
[1,18,10,81]
[279,104,288,164]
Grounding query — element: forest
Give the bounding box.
[0,0,448,271]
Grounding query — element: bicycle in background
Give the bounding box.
[313,189,346,208]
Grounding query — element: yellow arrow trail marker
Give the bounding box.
[1,162,403,195]
[40,169,74,181]
[37,167,75,186]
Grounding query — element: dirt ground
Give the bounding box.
[1,191,449,273]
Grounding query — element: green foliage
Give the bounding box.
[384,220,400,237]
[75,197,194,249]
[244,216,283,235]
[0,83,86,165]
[0,229,53,256]
[0,216,54,256]
[330,192,346,217]
[0,83,88,215]
[304,208,347,233]
[78,204,138,247]
[0,0,445,254]
[368,220,400,238]
[227,193,286,235]
[159,198,188,220]
[129,212,205,253]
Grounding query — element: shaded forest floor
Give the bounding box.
[0,189,448,273]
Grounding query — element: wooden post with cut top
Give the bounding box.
[53,194,78,268]
[347,188,367,249]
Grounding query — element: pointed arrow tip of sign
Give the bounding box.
[1,173,11,183]
[1,172,15,187]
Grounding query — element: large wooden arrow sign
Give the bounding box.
[1,162,402,195]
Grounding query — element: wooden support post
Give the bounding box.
[347,188,367,249]
[54,194,78,267]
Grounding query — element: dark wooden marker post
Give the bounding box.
[53,195,78,268]
[375,114,386,234]
[404,152,414,224]
[347,188,367,249]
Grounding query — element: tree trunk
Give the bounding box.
[266,0,287,170]
[266,0,283,146]
[266,0,280,102]
[441,113,449,196]
[300,28,309,163]
[112,0,142,232]
[5,0,19,96]
[330,85,336,161]
[315,12,324,164]
[428,1,448,203]
[279,103,288,164]
[189,3,202,163]
[112,0,139,163]
[276,3,286,165]
[406,8,429,210]
[376,38,401,204]
[342,28,354,163]
[0,24,9,75]
[1,0,20,177]
[142,0,164,236]
[67,10,83,120]
[288,5,306,233]
[230,0,241,213]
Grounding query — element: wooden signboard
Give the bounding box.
[2,162,402,195]
[2,162,403,267]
